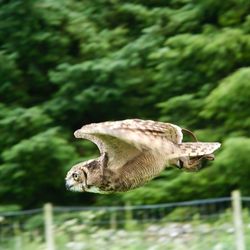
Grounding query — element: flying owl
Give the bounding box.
[65,119,221,194]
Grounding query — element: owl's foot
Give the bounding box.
[179,154,215,172]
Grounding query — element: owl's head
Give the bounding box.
[65,159,103,193]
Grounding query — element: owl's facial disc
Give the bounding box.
[65,162,91,192]
[66,159,110,194]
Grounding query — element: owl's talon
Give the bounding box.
[176,160,184,169]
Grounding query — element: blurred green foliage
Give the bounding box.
[0,0,250,208]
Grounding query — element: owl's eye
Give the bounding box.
[72,173,78,181]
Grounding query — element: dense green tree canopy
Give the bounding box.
[0,0,249,208]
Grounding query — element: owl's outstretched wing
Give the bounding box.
[74,119,183,170]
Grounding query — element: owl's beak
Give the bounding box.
[65,182,73,190]
[65,177,75,191]
[65,178,86,192]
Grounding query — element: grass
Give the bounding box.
[1,208,250,250]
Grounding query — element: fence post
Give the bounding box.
[13,222,22,250]
[110,209,117,230]
[44,203,55,250]
[232,190,245,250]
[124,202,137,231]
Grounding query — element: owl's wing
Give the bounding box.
[74,119,183,169]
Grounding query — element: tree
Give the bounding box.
[0,0,250,208]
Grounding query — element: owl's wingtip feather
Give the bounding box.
[74,130,82,138]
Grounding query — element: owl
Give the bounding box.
[65,119,220,194]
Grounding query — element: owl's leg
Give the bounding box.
[203,154,214,161]
[178,157,201,172]
[179,154,214,172]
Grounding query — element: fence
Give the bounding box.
[0,190,250,250]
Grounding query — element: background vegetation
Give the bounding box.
[0,0,250,209]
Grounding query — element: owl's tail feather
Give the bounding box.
[178,142,221,157]
[174,142,221,171]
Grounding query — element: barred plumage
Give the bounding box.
[65,119,221,194]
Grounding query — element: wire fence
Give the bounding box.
[0,190,250,250]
